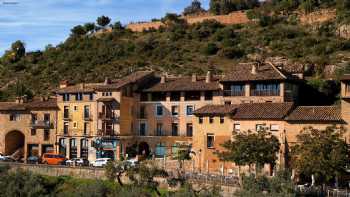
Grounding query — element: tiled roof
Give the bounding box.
[232,102,294,120]
[340,74,350,81]
[143,76,221,92]
[96,98,117,102]
[221,62,287,82]
[194,105,238,115]
[0,98,58,111]
[56,71,154,93]
[194,102,294,119]
[285,106,342,122]
[25,98,58,110]
[0,102,27,111]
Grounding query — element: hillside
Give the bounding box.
[1,1,350,101]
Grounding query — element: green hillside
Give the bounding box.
[1,0,350,101]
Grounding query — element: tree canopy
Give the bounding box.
[217,130,280,174]
[291,126,350,185]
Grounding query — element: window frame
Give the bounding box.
[186,105,194,116]
[207,133,215,149]
[155,105,163,117]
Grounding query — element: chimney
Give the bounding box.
[15,96,22,104]
[160,75,166,83]
[22,95,28,103]
[192,74,197,82]
[104,77,111,85]
[59,80,69,88]
[206,71,212,83]
[251,64,257,75]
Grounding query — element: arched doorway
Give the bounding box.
[5,130,25,156]
[138,142,150,156]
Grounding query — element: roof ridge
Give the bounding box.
[266,61,287,79]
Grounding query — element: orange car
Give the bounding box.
[41,153,66,165]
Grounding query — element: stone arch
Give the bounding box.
[5,130,25,156]
[138,142,150,156]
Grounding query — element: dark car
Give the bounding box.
[27,156,40,164]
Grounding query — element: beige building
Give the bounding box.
[0,97,58,160]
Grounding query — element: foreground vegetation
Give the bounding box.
[1,1,350,101]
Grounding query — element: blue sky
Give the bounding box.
[0,0,210,55]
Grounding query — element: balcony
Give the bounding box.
[98,112,117,120]
[31,120,53,129]
[223,90,245,97]
[250,89,280,96]
[97,129,115,136]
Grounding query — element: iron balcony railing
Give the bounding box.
[223,90,245,97]
[97,129,115,136]
[31,120,53,129]
[98,112,116,120]
[250,89,280,96]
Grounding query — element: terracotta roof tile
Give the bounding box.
[285,106,342,122]
[0,102,27,111]
[340,74,350,81]
[194,105,238,115]
[0,98,58,111]
[143,76,221,92]
[56,71,154,93]
[221,63,287,82]
[232,102,294,120]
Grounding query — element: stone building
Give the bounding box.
[0,97,58,160]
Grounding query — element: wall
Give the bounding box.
[127,11,249,32]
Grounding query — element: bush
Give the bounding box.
[202,43,219,55]
[218,47,244,59]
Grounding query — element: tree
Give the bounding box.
[11,40,26,60]
[291,126,349,185]
[84,23,96,34]
[111,21,124,31]
[128,161,168,196]
[217,130,280,176]
[97,15,111,28]
[183,0,205,16]
[105,160,131,186]
[209,0,259,15]
[71,25,87,36]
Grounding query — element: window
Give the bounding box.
[207,134,214,148]
[102,92,112,97]
[172,123,178,136]
[186,105,194,116]
[224,85,245,96]
[74,105,78,111]
[152,92,166,101]
[139,122,147,136]
[89,93,94,101]
[63,122,69,135]
[209,116,214,124]
[251,83,280,96]
[44,129,50,141]
[156,123,163,136]
[256,124,266,132]
[139,105,146,119]
[31,129,36,136]
[64,106,69,119]
[198,117,203,124]
[73,122,77,128]
[10,113,19,121]
[31,113,37,124]
[70,138,77,159]
[156,105,163,117]
[75,93,83,101]
[171,106,179,116]
[220,116,225,124]
[270,124,279,131]
[84,106,90,119]
[234,124,240,132]
[185,91,200,101]
[205,91,213,100]
[44,114,50,124]
[81,139,88,159]
[170,92,181,101]
[84,122,89,135]
[63,94,70,101]
[186,123,193,137]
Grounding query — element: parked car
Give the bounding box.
[66,158,89,166]
[126,158,139,167]
[41,153,66,165]
[27,156,40,164]
[90,158,111,167]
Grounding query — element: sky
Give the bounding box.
[0,0,210,55]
